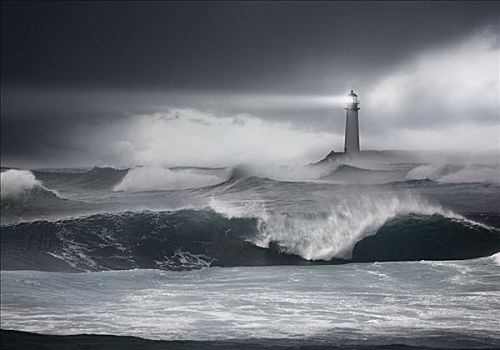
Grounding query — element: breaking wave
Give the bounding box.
[0,170,91,225]
[1,170,46,198]
[210,194,493,261]
[2,203,498,272]
[113,166,229,192]
[0,169,65,208]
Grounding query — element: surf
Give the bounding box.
[2,206,498,272]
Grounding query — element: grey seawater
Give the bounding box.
[2,256,500,348]
[2,163,500,348]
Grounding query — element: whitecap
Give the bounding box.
[1,169,42,198]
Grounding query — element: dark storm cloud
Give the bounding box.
[1,1,499,167]
[1,1,496,91]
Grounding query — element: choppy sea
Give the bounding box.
[1,161,499,348]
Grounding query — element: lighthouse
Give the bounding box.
[312,89,362,165]
[344,90,360,155]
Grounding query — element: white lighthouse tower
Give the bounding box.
[344,90,360,155]
[312,89,362,165]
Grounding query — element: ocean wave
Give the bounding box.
[438,165,500,184]
[0,169,64,206]
[113,166,229,192]
[406,164,457,181]
[0,170,94,226]
[210,194,494,261]
[219,163,408,186]
[0,209,260,272]
[1,205,498,272]
[34,166,129,191]
[406,164,499,184]
[1,169,45,198]
[319,164,409,185]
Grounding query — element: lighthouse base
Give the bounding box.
[311,150,358,166]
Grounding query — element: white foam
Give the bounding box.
[491,252,500,267]
[210,194,469,261]
[113,166,228,192]
[155,250,213,270]
[0,169,42,198]
[2,262,499,342]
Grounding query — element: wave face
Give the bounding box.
[1,210,259,272]
[2,208,498,272]
[33,166,129,191]
[352,214,500,262]
[209,194,491,261]
[113,166,229,192]
[1,163,499,271]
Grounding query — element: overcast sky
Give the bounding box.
[1,1,499,168]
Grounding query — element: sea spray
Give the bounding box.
[210,193,476,260]
[1,170,43,198]
[0,169,63,210]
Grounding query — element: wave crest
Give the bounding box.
[1,208,498,272]
[210,194,484,261]
[113,166,229,192]
[0,169,62,202]
[1,170,43,198]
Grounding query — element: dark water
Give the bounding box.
[2,210,499,272]
[1,162,499,348]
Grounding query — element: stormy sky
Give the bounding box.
[1,1,499,168]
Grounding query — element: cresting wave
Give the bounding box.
[113,166,230,192]
[33,166,129,191]
[2,162,496,203]
[1,165,499,272]
[0,170,68,214]
[2,206,498,272]
[1,169,49,198]
[209,194,495,260]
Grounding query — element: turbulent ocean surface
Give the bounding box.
[1,160,499,348]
